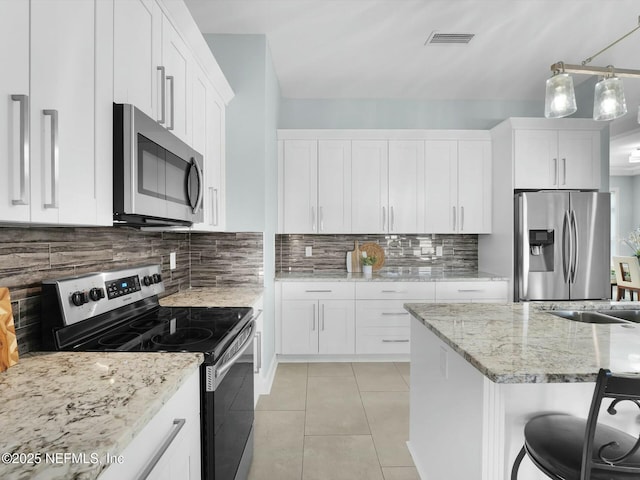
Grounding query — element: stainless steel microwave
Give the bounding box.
[113,103,204,227]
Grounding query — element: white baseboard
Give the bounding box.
[406,441,426,480]
[276,354,410,363]
[254,353,278,406]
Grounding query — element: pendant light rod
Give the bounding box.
[582,15,640,65]
[550,62,640,79]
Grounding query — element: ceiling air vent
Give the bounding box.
[425,32,475,45]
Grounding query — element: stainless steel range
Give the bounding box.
[40,264,255,480]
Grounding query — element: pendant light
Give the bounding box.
[545,16,640,122]
[544,65,577,118]
[593,72,627,121]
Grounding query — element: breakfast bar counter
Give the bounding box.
[404,301,640,480]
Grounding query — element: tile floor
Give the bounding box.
[248,362,419,480]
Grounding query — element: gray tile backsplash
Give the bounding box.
[276,234,478,273]
[0,227,263,354]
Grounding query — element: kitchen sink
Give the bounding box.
[601,310,640,323]
[549,310,628,324]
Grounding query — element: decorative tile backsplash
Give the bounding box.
[0,227,263,354]
[276,234,478,273]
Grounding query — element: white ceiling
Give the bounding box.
[184,0,640,173]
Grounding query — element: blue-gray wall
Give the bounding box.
[610,175,640,255]
[205,34,280,379]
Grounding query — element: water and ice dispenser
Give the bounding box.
[529,229,554,272]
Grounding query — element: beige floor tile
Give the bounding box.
[302,435,384,480]
[308,362,354,377]
[256,362,308,411]
[248,410,305,480]
[305,376,370,435]
[353,362,409,392]
[381,466,421,480]
[361,391,413,467]
[394,362,411,387]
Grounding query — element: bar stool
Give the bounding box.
[511,369,640,479]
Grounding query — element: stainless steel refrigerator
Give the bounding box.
[515,191,610,301]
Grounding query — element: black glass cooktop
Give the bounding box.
[71,306,252,361]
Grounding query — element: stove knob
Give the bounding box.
[89,287,105,301]
[152,273,162,284]
[143,275,152,286]
[71,291,88,307]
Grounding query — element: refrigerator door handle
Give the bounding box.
[518,194,528,298]
[562,210,571,283]
[570,209,579,283]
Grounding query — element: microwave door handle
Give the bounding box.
[188,157,204,214]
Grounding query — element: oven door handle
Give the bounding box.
[215,320,256,379]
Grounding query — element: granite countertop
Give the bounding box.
[0,351,203,480]
[159,286,264,307]
[276,269,507,282]
[405,301,640,384]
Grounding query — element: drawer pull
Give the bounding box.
[381,312,410,316]
[381,290,408,294]
[457,289,484,293]
[382,339,409,343]
[305,289,333,293]
[136,418,186,479]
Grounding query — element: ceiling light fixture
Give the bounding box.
[545,16,640,122]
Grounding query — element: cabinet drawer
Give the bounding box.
[356,327,410,354]
[281,282,355,300]
[356,300,412,328]
[355,282,435,300]
[435,281,508,302]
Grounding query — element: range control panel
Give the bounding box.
[42,264,165,326]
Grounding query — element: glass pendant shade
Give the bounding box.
[544,73,577,118]
[593,76,627,121]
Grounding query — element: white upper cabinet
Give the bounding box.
[351,140,388,233]
[0,0,112,226]
[425,139,492,233]
[113,0,161,121]
[388,141,425,233]
[280,139,351,234]
[514,128,600,190]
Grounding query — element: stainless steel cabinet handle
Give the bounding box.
[553,158,558,185]
[390,206,395,231]
[166,75,175,130]
[254,331,262,374]
[213,188,219,226]
[381,312,410,316]
[312,303,316,331]
[42,109,59,209]
[157,66,166,124]
[461,206,465,231]
[136,418,186,480]
[452,206,456,231]
[305,289,332,293]
[311,206,316,232]
[321,303,325,331]
[10,94,29,206]
[561,158,567,185]
[319,206,324,232]
[381,290,408,293]
[382,206,386,231]
[457,289,484,293]
[382,339,409,343]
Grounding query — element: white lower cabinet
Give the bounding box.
[99,368,200,480]
[434,281,509,303]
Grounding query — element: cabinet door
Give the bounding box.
[458,140,491,233]
[425,140,457,233]
[513,130,557,189]
[319,300,355,355]
[318,140,351,233]
[282,140,318,233]
[0,0,30,222]
[558,130,600,189]
[351,140,388,233]
[31,0,96,225]
[388,141,425,233]
[113,0,160,120]
[162,15,191,144]
[281,300,318,354]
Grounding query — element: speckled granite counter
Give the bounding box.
[405,301,640,383]
[0,351,203,480]
[276,269,506,282]
[160,286,263,307]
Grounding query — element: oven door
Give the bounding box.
[202,320,255,480]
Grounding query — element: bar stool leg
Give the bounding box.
[511,446,526,480]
